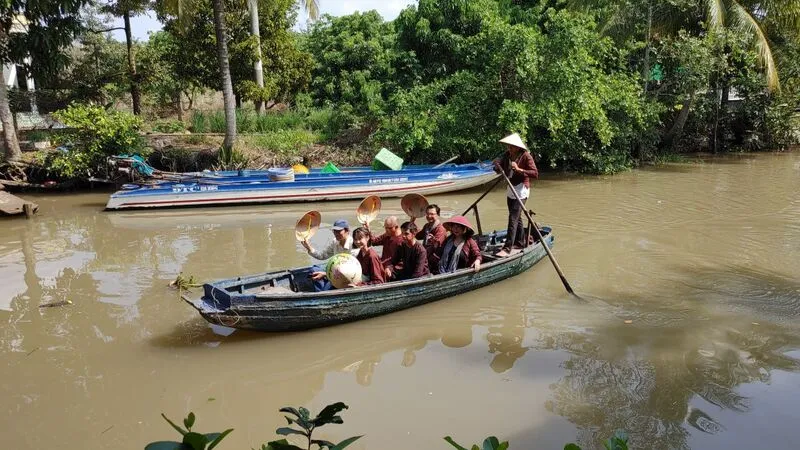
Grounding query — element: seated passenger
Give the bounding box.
[364,216,404,267]
[352,227,386,286]
[304,219,356,291]
[386,222,430,281]
[415,204,447,273]
[436,216,482,273]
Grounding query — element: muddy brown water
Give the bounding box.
[2,152,799,449]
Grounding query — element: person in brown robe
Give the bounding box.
[414,204,447,273]
[436,215,482,273]
[350,227,386,286]
[364,216,404,267]
[386,222,430,281]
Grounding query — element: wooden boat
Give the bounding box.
[105,162,496,210]
[182,227,554,331]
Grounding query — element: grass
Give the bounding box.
[189,108,327,134]
[243,129,320,155]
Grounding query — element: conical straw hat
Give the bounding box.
[499,133,528,151]
[295,210,321,241]
[356,195,382,225]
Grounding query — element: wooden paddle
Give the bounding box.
[499,170,576,295]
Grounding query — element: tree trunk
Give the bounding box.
[248,0,266,114]
[212,0,237,152]
[123,11,142,115]
[0,64,22,162]
[663,92,695,149]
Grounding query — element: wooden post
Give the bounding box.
[23,203,34,218]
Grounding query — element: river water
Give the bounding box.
[2,152,799,449]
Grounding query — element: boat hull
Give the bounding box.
[106,164,497,210]
[184,231,553,331]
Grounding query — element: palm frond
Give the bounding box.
[302,0,320,22]
[730,1,780,91]
[706,0,726,29]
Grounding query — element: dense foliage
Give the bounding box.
[39,104,145,180]
[6,0,800,173]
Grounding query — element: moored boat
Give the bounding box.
[106,162,497,210]
[182,227,553,331]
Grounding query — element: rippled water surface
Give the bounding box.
[2,152,799,449]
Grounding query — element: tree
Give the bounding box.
[0,1,87,161]
[158,0,236,152]
[99,0,150,115]
[248,0,319,114]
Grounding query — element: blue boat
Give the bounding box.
[182,227,553,331]
[106,161,497,210]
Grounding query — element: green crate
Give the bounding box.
[372,147,404,171]
[320,161,340,173]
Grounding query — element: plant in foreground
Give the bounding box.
[261,402,362,450]
[145,403,361,450]
[145,412,232,450]
[444,435,509,450]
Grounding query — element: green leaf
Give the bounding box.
[482,437,500,450]
[184,412,196,430]
[310,439,335,448]
[564,444,582,450]
[278,407,302,419]
[182,432,208,450]
[443,436,470,450]
[329,435,363,450]
[144,441,184,450]
[264,439,306,450]
[207,429,233,450]
[161,413,188,436]
[275,427,308,437]
[313,402,349,427]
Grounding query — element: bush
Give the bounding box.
[44,104,147,180]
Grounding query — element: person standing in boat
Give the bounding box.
[350,227,386,286]
[363,216,404,267]
[386,222,430,281]
[436,216,482,273]
[413,204,446,273]
[493,133,538,258]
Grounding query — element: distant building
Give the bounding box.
[3,15,47,129]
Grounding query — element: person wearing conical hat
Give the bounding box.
[435,215,482,274]
[493,133,539,257]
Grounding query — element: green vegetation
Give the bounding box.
[146,405,631,450]
[3,0,800,179]
[37,104,145,180]
[147,404,361,450]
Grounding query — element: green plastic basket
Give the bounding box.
[321,161,340,173]
[372,147,404,171]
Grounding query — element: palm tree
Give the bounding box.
[248,0,319,114]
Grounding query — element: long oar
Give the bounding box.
[500,171,576,295]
